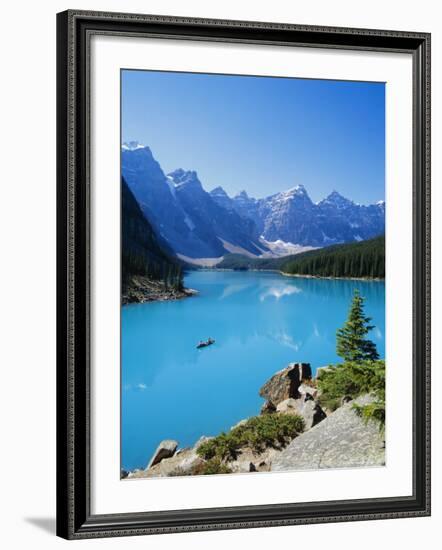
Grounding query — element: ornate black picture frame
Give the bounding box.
[56,9,431,540]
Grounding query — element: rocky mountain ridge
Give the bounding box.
[122,144,265,260]
[212,184,385,248]
[122,142,385,260]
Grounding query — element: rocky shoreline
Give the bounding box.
[122,275,198,305]
[123,362,385,479]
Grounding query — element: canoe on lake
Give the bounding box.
[197,337,215,349]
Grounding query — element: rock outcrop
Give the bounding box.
[146,439,178,470]
[258,362,325,431]
[123,275,195,305]
[276,397,326,430]
[131,437,211,478]
[297,382,319,401]
[271,395,385,472]
[260,400,277,415]
[132,447,205,478]
[229,447,282,473]
[259,362,312,405]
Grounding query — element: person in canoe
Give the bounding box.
[197,337,215,349]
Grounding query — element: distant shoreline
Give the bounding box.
[202,267,384,282]
[280,271,384,282]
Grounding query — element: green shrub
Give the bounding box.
[196,433,240,461]
[315,291,385,428]
[196,414,305,461]
[318,396,341,413]
[317,360,385,427]
[168,458,233,476]
[195,458,232,475]
[317,360,385,400]
[352,400,385,432]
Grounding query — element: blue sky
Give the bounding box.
[122,70,385,203]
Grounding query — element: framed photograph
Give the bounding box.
[56,10,431,539]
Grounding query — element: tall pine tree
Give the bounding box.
[336,289,379,362]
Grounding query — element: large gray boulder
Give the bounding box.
[131,447,205,478]
[146,439,178,470]
[259,363,312,406]
[130,436,212,478]
[271,395,385,472]
[297,382,319,401]
[229,446,282,474]
[276,396,326,430]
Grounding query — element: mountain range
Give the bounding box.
[122,142,385,262]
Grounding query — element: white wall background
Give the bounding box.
[0,0,440,548]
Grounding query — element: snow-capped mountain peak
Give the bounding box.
[210,186,229,198]
[122,140,146,151]
[210,186,234,210]
[292,183,307,193]
[328,190,345,199]
[233,190,258,211]
[275,184,312,205]
[319,190,354,208]
[168,169,203,191]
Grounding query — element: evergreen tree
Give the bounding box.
[336,289,379,362]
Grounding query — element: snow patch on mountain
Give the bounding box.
[122,141,145,151]
[272,184,312,204]
[176,254,224,267]
[219,238,262,258]
[165,175,177,198]
[321,232,337,244]
[184,214,195,231]
[259,238,317,257]
[168,169,203,191]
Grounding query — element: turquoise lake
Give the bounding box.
[121,271,385,471]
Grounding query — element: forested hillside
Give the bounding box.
[122,177,183,290]
[216,254,288,271]
[282,236,384,278]
[217,236,385,279]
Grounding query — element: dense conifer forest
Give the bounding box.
[217,236,385,279]
[282,236,384,278]
[122,177,184,290]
